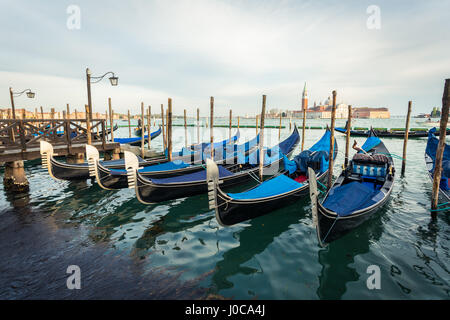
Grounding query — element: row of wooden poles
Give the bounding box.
[328,80,450,215]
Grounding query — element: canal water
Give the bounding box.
[0,117,448,299]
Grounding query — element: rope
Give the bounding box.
[430,206,450,212]
[322,215,339,243]
[317,180,327,191]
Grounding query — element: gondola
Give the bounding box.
[35,123,118,138]
[207,127,337,226]
[40,131,239,181]
[130,126,300,203]
[89,132,260,190]
[115,126,162,146]
[424,127,450,203]
[335,122,450,138]
[309,128,395,246]
[188,130,240,151]
[134,126,146,136]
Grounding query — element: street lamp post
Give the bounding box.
[9,87,35,119]
[8,87,36,143]
[85,68,118,144]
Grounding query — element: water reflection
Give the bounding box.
[316,207,385,299]
[210,199,307,292]
[131,195,214,258]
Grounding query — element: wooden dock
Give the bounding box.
[0,118,119,192]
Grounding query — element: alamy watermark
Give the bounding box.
[66,265,81,289]
[66,5,81,30]
[366,265,381,290]
[366,5,381,30]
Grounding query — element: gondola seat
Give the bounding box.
[283,150,329,175]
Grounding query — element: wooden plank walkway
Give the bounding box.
[0,141,119,162]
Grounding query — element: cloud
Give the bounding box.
[1,0,449,116]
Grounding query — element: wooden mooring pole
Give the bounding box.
[141,102,145,158]
[401,101,412,176]
[344,105,352,168]
[229,109,232,143]
[327,91,337,190]
[256,114,259,135]
[127,109,131,138]
[197,108,200,144]
[210,97,214,159]
[279,113,282,140]
[148,106,151,150]
[431,79,450,212]
[184,109,188,148]
[108,98,114,142]
[161,104,166,151]
[167,99,173,161]
[301,107,306,151]
[259,95,266,181]
[85,104,92,145]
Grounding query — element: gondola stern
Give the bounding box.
[86,144,100,178]
[39,140,57,179]
[206,159,225,226]
[308,167,327,247]
[124,151,140,190]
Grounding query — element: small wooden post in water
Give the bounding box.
[401,101,412,176]
[167,99,173,161]
[301,107,306,151]
[147,106,151,150]
[289,116,292,130]
[197,108,200,144]
[66,104,70,120]
[279,113,282,140]
[161,104,167,151]
[85,104,92,145]
[141,102,145,158]
[127,110,131,138]
[259,95,266,181]
[108,98,114,142]
[327,91,337,190]
[184,109,188,148]
[229,109,232,143]
[256,114,259,135]
[210,97,214,159]
[344,105,352,168]
[105,110,108,140]
[431,79,450,212]
[50,108,56,139]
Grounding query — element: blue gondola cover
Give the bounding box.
[150,165,234,184]
[322,181,382,216]
[227,174,303,200]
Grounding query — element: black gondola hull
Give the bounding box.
[316,190,391,243]
[217,172,328,226]
[136,170,254,203]
[128,128,161,146]
[49,157,90,180]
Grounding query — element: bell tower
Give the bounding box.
[302,82,308,111]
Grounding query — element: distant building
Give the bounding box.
[306,103,349,119]
[353,107,390,119]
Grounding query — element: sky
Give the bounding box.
[0,0,449,116]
